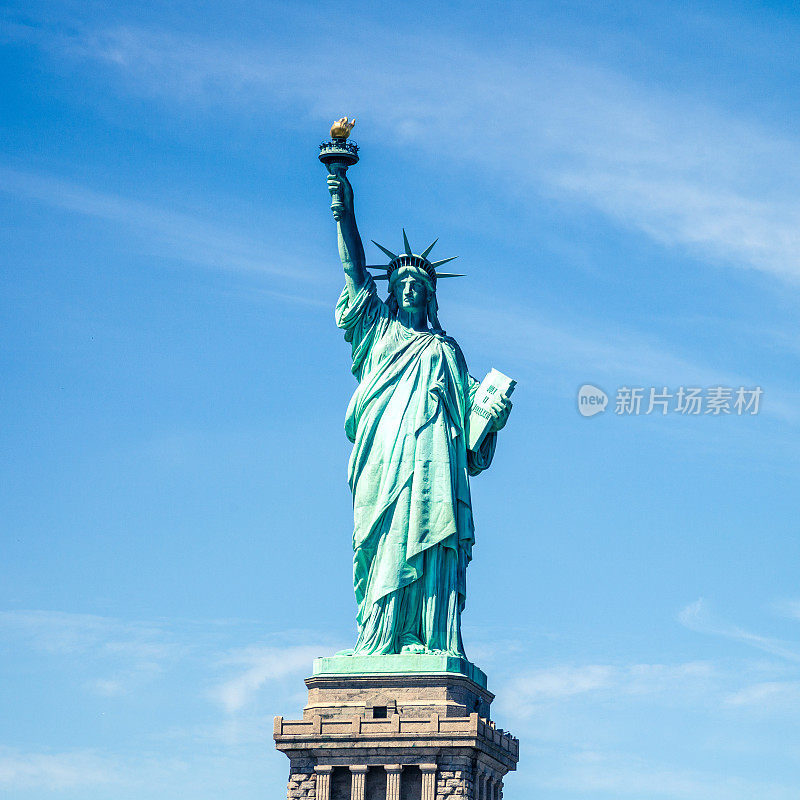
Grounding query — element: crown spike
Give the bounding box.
[420,238,439,259]
[429,255,458,268]
[402,228,412,256]
[371,240,398,261]
[433,272,465,278]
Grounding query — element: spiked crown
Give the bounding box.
[366,230,463,288]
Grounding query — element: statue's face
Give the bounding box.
[393,270,428,313]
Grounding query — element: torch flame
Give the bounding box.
[330,117,356,139]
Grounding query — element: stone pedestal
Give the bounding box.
[275,663,518,800]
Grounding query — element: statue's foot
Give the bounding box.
[334,648,355,656]
[400,642,426,654]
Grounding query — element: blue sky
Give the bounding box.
[1,1,799,797]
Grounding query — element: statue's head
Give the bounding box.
[369,231,463,333]
[390,265,433,313]
[386,263,445,332]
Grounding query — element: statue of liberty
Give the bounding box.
[326,138,512,660]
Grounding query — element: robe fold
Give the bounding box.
[335,277,496,656]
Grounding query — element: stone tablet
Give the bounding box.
[467,369,516,452]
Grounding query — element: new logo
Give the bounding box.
[577,384,608,417]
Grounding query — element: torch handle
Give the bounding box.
[326,162,349,216]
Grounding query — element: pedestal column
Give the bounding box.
[420,763,437,800]
[493,777,503,800]
[385,764,402,800]
[475,768,486,800]
[350,765,369,800]
[314,766,332,800]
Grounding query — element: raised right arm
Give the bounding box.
[327,170,368,302]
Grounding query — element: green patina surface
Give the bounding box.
[334,277,498,659]
[320,138,513,672]
[313,654,488,689]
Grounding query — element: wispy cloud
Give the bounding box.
[210,644,324,714]
[503,664,615,705]
[0,609,175,659]
[724,680,800,707]
[679,599,800,662]
[454,298,800,426]
[500,661,715,717]
[5,18,799,426]
[531,748,799,800]
[11,19,800,284]
[0,747,121,790]
[773,599,800,621]
[0,609,183,695]
[0,745,246,794]
[495,647,800,797]
[0,166,314,279]
[9,162,782,423]
[0,610,336,709]
[457,298,727,386]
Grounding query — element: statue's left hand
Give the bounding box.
[487,394,513,432]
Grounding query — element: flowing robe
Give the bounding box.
[335,277,497,656]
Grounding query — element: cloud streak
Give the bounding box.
[679,599,800,662]
[532,748,799,800]
[0,166,313,280]
[0,747,121,790]
[211,644,324,714]
[724,680,800,707]
[499,660,715,718]
[0,609,185,697]
[8,162,779,421]
[11,19,800,284]
[0,609,175,659]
